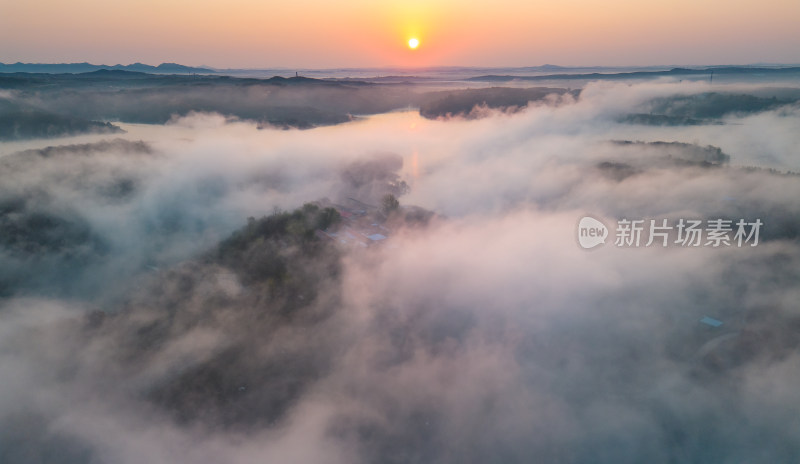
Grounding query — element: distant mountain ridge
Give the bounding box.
[468,66,800,82]
[0,62,216,74]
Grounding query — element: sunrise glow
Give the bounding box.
[2,0,798,67]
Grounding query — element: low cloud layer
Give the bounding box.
[0,78,799,463]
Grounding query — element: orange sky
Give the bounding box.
[1,0,799,68]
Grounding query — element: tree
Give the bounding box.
[381,194,399,216]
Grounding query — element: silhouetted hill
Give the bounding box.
[0,62,216,74]
[0,110,124,141]
[468,66,800,82]
[419,87,579,119]
[0,71,413,128]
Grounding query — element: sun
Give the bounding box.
[408,38,420,50]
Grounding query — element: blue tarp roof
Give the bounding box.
[700,316,723,327]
